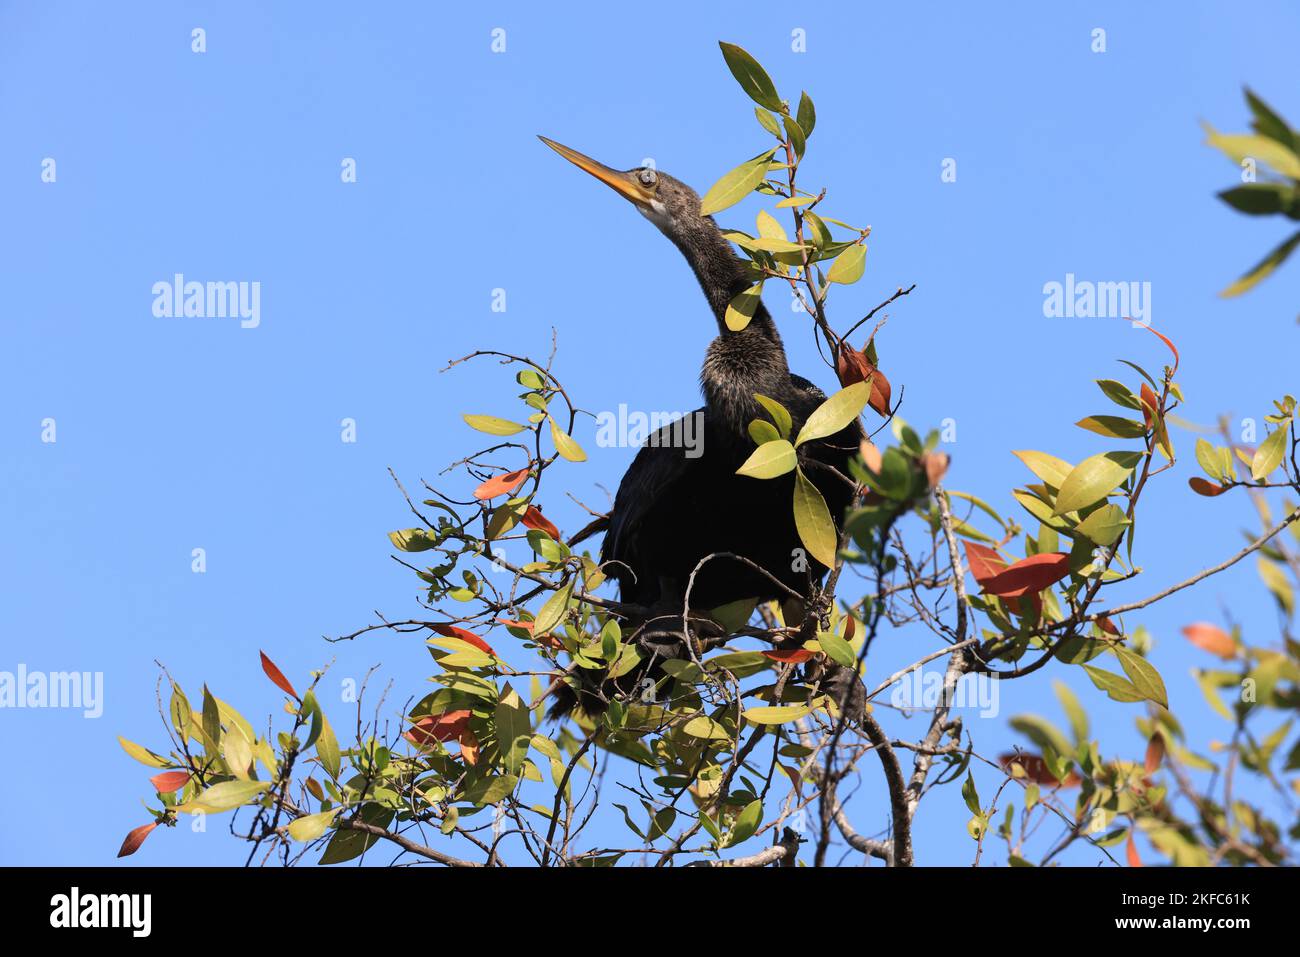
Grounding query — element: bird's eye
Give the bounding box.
[638,168,657,187]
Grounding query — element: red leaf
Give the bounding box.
[980,552,1070,598]
[1144,734,1165,775]
[520,505,561,539]
[429,623,496,657]
[259,651,299,700]
[473,467,530,501]
[1139,383,1160,430]
[1129,319,1179,375]
[1181,622,1236,659]
[405,710,472,747]
[843,617,857,643]
[761,648,815,664]
[834,344,891,416]
[963,541,1008,585]
[1097,616,1121,636]
[1188,477,1228,497]
[116,822,157,858]
[997,753,1080,787]
[149,770,190,793]
[1126,832,1143,868]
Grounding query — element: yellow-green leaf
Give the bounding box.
[549,416,587,462]
[1073,503,1131,547]
[742,704,812,725]
[793,467,838,568]
[463,414,527,436]
[699,150,778,216]
[180,779,271,813]
[754,394,792,440]
[724,283,764,332]
[1012,450,1074,489]
[288,809,339,842]
[795,381,870,447]
[118,736,169,768]
[1251,426,1288,480]
[736,439,796,479]
[825,243,867,284]
[1220,229,1300,298]
[1053,452,1142,516]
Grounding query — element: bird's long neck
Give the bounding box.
[665,214,796,435]
[668,215,782,344]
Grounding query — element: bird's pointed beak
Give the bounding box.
[538,135,654,206]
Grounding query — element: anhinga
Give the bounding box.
[539,137,864,720]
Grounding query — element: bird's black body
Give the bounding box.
[538,137,862,720]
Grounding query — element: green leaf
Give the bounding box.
[316,712,341,780]
[548,416,587,462]
[818,632,856,670]
[961,773,981,815]
[1053,452,1141,516]
[793,467,838,568]
[1075,415,1148,439]
[288,809,339,842]
[724,798,764,848]
[1251,426,1288,480]
[533,578,574,636]
[463,414,527,436]
[754,107,782,137]
[783,115,806,159]
[1218,183,1296,216]
[1052,680,1090,743]
[683,715,732,741]
[825,243,867,284]
[796,91,816,137]
[494,686,532,775]
[389,528,438,552]
[754,394,792,440]
[318,805,393,865]
[1009,715,1072,757]
[795,381,870,447]
[1073,503,1131,547]
[718,42,782,111]
[1220,229,1300,298]
[1096,379,1142,410]
[1012,450,1074,489]
[736,438,797,479]
[460,773,518,806]
[1244,88,1298,150]
[724,282,764,332]
[700,149,778,216]
[1082,665,1145,703]
[1114,647,1168,708]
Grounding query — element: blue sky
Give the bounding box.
[2,1,1299,866]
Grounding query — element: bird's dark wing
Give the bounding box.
[600,410,706,594]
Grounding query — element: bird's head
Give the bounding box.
[538,135,705,236]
